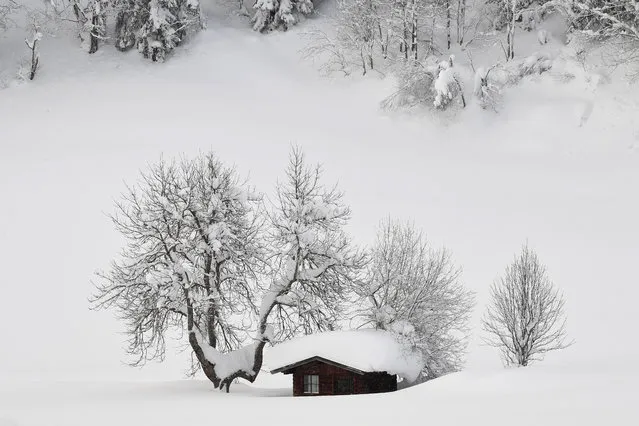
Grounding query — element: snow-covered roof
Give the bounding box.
[265,329,423,383]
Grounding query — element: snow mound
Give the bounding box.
[266,329,423,383]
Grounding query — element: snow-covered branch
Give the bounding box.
[93,148,363,392]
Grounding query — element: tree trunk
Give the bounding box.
[378,22,387,58]
[411,13,417,60]
[186,290,269,392]
[457,0,466,45]
[88,15,99,54]
[402,8,408,57]
[361,48,367,75]
[446,0,451,50]
[506,21,515,61]
[506,2,516,60]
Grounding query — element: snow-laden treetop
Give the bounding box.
[266,329,423,383]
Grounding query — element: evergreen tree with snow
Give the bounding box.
[114,0,146,51]
[252,0,314,32]
[114,0,202,61]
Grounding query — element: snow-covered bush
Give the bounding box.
[433,56,466,109]
[381,59,437,110]
[519,51,553,75]
[382,55,467,111]
[473,65,502,111]
[537,28,548,44]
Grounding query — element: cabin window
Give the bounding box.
[334,377,353,394]
[303,375,319,394]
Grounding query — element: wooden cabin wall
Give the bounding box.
[290,361,397,396]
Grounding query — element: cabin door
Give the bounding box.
[334,377,354,395]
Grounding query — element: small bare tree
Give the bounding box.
[25,24,42,81]
[482,244,573,366]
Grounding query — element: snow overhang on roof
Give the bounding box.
[265,329,423,383]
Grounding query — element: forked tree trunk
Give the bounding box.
[185,291,269,392]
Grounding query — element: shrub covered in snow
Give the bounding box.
[381,59,438,110]
[382,55,467,112]
[518,51,553,76]
[433,56,466,110]
[473,66,502,111]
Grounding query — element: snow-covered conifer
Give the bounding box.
[137,0,181,62]
[252,0,314,32]
[114,0,141,51]
[113,0,202,61]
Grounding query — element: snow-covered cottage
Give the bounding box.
[267,330,422,396]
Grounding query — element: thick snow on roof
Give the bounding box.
[266,329,423,383]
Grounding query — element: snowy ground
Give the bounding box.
[1,4,639,425]
[1,367,636,426]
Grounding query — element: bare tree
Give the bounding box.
[354,219,474,380]
[92,149,363,391]
[25,23,42,81]
[482,243,573,366]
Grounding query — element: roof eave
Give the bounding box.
[270,356,368,375]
